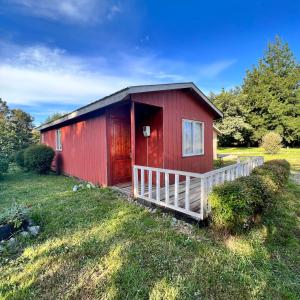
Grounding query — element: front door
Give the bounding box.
[110,107,131,185]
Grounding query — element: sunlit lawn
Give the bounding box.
[0,169,299,299]
[218,147,300,171]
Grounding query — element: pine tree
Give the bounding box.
[243,36,300,145]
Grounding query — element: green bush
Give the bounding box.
[24,144,55,174]
[210,159,290,232]
[265,159,290,173]
[0,157,9,175]
[209,179,254,231]
[0,202,29,229]
[252,163,289,190]
[261,131,282,154]
[15,149,26,169]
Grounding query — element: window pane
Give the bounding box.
[184,121,193,154]
[193,122,202,153]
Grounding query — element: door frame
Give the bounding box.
[107,102,132,186]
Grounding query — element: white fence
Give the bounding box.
[133,156,264,220]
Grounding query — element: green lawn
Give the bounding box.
[0,170,300,299]
[218,147,300,171]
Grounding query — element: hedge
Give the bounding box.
[15,149,26,169]
[209,159,290,232]
[24,144,55,174]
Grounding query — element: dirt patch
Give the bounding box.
[290,171,300,185]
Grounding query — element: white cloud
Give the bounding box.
[0,42,236,107]
[6,0,122,23]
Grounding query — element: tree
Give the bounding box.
[43,112,65,124]
[10,109,34,151]
[211,88,253,146]
[243,36,300,145]
[0,99,35,159]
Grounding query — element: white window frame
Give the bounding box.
[182,119,204,157]
[55,129,62,151]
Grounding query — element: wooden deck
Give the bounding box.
[113,179,203,217]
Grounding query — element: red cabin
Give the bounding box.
[37,83,222,188]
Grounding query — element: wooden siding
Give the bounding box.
[42,112,108,186]
[131,90,215,174]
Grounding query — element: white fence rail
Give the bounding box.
[133,156,264,220]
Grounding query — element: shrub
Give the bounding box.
[0,202,29,229]
[15,149,25,169]
[210,159,290,232]
[252,163,289,190]
[0,157,9,175]
[24,144,55,174]
[265,159,290,173]
[261,132,282,154]
[209,179,254,231]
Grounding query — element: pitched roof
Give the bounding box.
[37,82,223,131]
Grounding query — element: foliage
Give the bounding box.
[252,162,290,190]
[24,144,55,174]
[210,159,290,232]
[243,37,300,145]
[15,149,25,169]
[43,112,66,124]
[31,130,41,145]
[261,131,282,154]
[0,202,29,229]
[264,159,291,173]
[0,98,36,159]
[212,37,300,147]
[0,157,9,175]
[211,88,253,146]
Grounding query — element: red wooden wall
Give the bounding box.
[131,89,215,173]
[135,103,163,168]
[42,112,108,186]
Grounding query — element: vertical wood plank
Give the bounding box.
[174,174,179,207]
[165,173,169,205]
[141,168,145,197]
[156,171,160,202]
[185,176,190,211]
[148,170,152,199]
[133,166,138,197]
[200,177,205,219]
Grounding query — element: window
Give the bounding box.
[41,133,45,144]
[182,119,204,156]
[55,129,62,151]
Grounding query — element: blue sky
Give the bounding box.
[0,0,299,125]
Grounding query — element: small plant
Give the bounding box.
[0,157,9,176]
[24,144,55,174]
[261,131,282,154]
[15,149,25,169]
[0,202,29,229]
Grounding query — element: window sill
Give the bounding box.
[182,153,204,157]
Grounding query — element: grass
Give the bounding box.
[218,147,300,171]
[0,169,300,299]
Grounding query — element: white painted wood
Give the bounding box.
[165,173,169,204]
[133,166,138,197]
[174,174,179,207]
[156,171,160,202]
[148,170,152,199]
[185,176,190,211]
[141,169,145,197]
